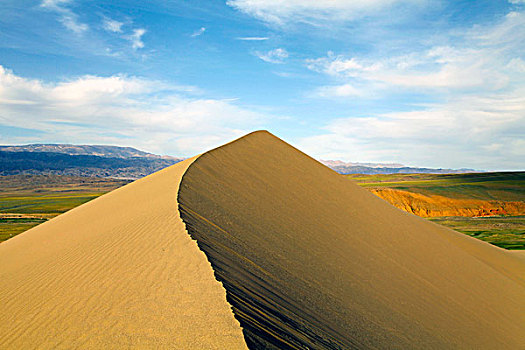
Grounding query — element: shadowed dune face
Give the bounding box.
[179,131,525,349]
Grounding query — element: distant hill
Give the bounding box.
[0,144,180,160]
[0,150,181,179]
[321,159,406,169]
[320,160,477,174]
[0,143,477,177]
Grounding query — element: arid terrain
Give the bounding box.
[348,172,525,249]
[1,131,524,349]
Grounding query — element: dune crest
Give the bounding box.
[0,157,247,349]
[178,130,525,349]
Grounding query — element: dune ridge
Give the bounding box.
[178,130,525,349]
[0,157,247,349]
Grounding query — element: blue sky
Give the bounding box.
[0,0,524,170]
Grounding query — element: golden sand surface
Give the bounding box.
[1,130,524,349]
[0,157,247,349]
[179,131,525,349]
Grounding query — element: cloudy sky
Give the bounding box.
[0,0,524,170]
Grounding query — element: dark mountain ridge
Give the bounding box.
[0,151,180,179]
[0,143,479,177]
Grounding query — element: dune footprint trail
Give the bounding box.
[1,130,524,349]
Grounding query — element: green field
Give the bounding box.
[0,217,47,242]
[0,175,131,242]
[429,216,525,250]
[348,172,524,249]
[347,172,525,201]
[0,194,107,214]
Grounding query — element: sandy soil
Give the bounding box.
[179,130,525,349]
[0,157,247,349]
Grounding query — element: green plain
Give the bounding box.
[0,175,131,242]
[348,172,525,201]
[429,216,525,250]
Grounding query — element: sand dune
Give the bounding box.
[178,131,525,349]
[0,157,246,349]
[1,130,524,349]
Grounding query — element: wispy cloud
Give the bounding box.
[191,27,206,37]
[307,11,525,94]
[300,10,525,170]
[298,89,525,170]
[101,17,148,52]
[227,0,424,25]
[102,18,124,33]
[0,66,266,155]
[255,48,288,64]
[312,84,364,98]
[236,36,269,41]
[41,0,88,33]
[125,28,146,50]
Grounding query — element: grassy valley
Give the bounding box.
[428,216,525,250]
[348,172,525,249]
[347,172,524,201]
[0,175,131,241]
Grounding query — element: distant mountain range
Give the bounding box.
[0,144,182,179]
[320,160,406,169]
[0,144,477,178]
[0,144,180,160]
[320,160,477,175]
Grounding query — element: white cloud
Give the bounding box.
[255,48,288,63]
[313,84,364,98]
[125,28,146,50]
[299,10,525,170]
[509,0,525,4]
[227,0,424,25]
[100,18,149,52]
[236,36,269,41]
[191,27,206,37]
[507,57,525,72]
[103,18,124,33]
[41,0,88,33]
[306,46,512,92]
[307,11,525,95]
[297,88,525,170]
[0,66,267,156]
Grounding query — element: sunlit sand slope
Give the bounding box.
[0,158,247,349]
[179,131,525,349]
